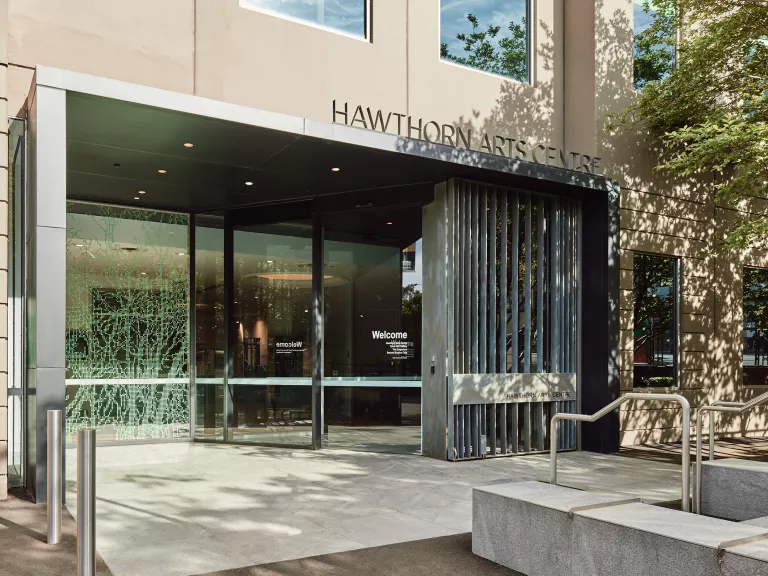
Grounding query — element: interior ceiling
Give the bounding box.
[66,92,450,215]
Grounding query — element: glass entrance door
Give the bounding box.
[229,218,314,445]
[193,202,423,452]
[322,204,423,454]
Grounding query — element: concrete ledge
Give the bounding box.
[472,481,637,576]
[701,459,768,521]
[573,502,768,576]
[473,481,768,576]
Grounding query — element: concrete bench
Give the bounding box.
[472,481,638,576]
[700,459,768,521]
[473,481,768,576]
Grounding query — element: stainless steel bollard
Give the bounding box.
[47,410,62,545]
[77,429,96,576]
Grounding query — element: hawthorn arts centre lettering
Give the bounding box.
[333,101,603,175]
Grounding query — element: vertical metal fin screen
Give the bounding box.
[451,180,579,459]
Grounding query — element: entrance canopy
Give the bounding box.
[21,66,619,502]
[57,67,613,213]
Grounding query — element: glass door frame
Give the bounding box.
[192,203,324,449]
[198,198,424,450]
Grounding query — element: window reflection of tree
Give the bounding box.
[633,0,676,89]
[633,254,676,387]
[744,268,768,385]
[440,11,529,82]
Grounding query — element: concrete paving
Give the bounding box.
[0,494,113,576]
[57,443,684,576]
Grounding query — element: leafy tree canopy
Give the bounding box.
[611,0,768,252]
[440,13,528,82]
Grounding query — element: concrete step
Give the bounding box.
[701,458,768,521]
[473,481,768,576]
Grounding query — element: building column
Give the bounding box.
[26,81,66,502]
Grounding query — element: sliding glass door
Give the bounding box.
[229,219,314,445]
[192,203,422,452]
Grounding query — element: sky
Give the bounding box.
[240,0,366,37]
[633,2,656,36]
[440,0,528,58]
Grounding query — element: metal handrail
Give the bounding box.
[551,393,691,512]
[695,390,768,514]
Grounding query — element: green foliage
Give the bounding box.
[745,267,768,330]
[402,283,422,319]
[633,0,676,89]
[611,0,768,252]
[440,13,528,81]
[633,254,675,353]
[642,376,675,387]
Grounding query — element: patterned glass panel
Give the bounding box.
[65,203,190,442]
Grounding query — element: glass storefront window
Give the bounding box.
[230,220,313,445]
[440,0,530,82]
[195,215,225,440]
[743,267,768,386]
[239,0,368,39]
[65,203,191,442]
[8,118,25,487]
[633,253,678,388]
[323,206,422,454]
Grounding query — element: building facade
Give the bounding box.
[0,0,765,501]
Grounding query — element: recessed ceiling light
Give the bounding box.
[183,143,194,148]
[158,169,167,174]
[245,181,253,186]
[138,190,146,195]
[75,243,84,247]
[386,221,393,225]
[331,167,340,172]
[304,309,309,313]
[266,260,274,264]
[134,196,140,200]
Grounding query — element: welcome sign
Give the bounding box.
[333,101,603,175]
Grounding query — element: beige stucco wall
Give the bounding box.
[595,0,768,445]
[0,0,764,467]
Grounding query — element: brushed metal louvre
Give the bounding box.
[447,179,579,460]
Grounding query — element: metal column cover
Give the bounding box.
[524,197,532,372]
[464,187,471,374]
[489,189,497,372]
[510,192,520,372]
[471,185,479,373]
[537,200,545,372]
[479,186,488,373]
[499,193,508,373]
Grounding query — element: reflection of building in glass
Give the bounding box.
[744,267,768,386]
[633,254,677,388]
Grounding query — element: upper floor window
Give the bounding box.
[744,267,768,386]
[633,0,676,89]
[240,0,368,39]
[440,0,530,83]
[633,253,678,388]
